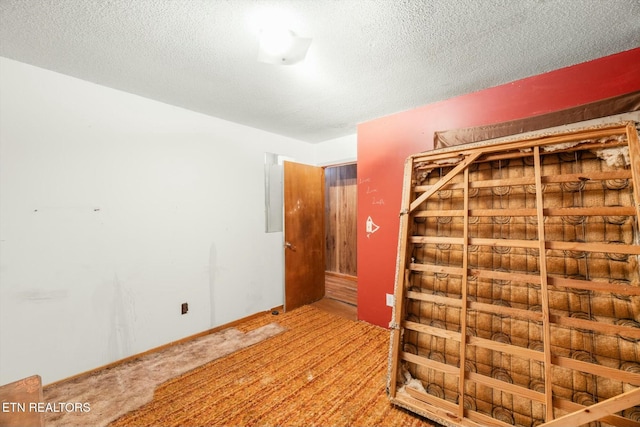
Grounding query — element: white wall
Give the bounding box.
[314,134,357,166]
[0,57,319,385]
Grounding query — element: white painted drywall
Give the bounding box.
[314,134,357,166]
[0,57,321,385]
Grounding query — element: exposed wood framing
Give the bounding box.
[388,155,417,397]
[409,152,481,212]
[534,145,554,421]
[457,167,470,419]
[389,122,640,426]
[539,387,640,427]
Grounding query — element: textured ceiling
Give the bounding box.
[0,1,638,143]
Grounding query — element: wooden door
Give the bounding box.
[283,161,325,311]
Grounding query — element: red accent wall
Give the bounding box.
[357,47,640,328]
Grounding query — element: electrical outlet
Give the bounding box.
[181,302,188,315]
[386,293,394,307]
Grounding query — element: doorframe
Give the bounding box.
[281,160,358,310]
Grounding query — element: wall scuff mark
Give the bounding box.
[107,275,135,361]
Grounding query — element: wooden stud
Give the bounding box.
[388,156,416,398]
[626,123,640,225]
[534,145,554,422]
[458,167,470,419]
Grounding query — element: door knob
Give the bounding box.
[285,241,296,250]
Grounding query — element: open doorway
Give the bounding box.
[323,163,357,308]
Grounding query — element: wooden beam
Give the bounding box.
[467,335,545,361]
[470,237,538,249]
[414,169,632,193]
[553,355,640,386]
[409,237,640,255]
[406,290,463,307]
[468,300,544,322]
[466,371,546,403]
[410,123,629,164]
[477,139,628,163]
[547,240,640,255]
[466,409,520,427]
[544,169,632,183]
[469,268,541,285]
[412,206,636,218]
[409,236,567,250]
[554,397,640,427]
[403,320,462,341]
[409,263,464,276]
[409,152,482,212]
[539,386,640,427]
[410,236,464,245]
[548,276,640,296]
[468,208,534,217]
[545,206,636,217]
[401,351,460,376]
[402,388,461,419]
[413,209,465,217]
[550,314,640,340]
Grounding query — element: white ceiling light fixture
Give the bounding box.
[257,27,311,65]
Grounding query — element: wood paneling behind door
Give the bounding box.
[325,164,357,276]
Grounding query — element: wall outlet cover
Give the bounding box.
[386,293,394,307]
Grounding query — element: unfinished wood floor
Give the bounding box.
[311,297,357,321]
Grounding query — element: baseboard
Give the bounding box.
[43,305,284,389]
[324,271,357,305]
